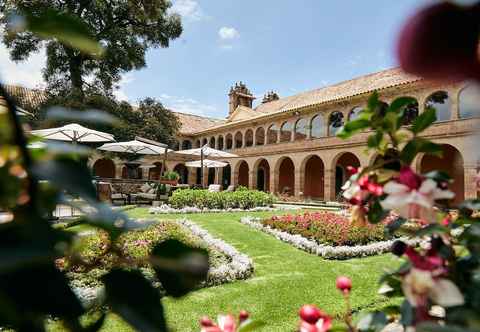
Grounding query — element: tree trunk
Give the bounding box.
[65,47,84,99]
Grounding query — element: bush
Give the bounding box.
[169,188,275,209]
[262,212,386,246]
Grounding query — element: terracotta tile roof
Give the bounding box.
[1,84,47,110]
[173,111,225,135]
[194,68,421,134]
[255,67,421,114]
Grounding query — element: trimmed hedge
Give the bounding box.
[169,188,275,210]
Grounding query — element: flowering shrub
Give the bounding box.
[169,189,275,210]
[262,212,386,246]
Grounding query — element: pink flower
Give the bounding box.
[336,276,352,294]
[381,168,454,222]
[298,305,332,332]
[199,311,253,332]
[397,2,480,82]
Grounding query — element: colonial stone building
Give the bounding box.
[3,67,479,202]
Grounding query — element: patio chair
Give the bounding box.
[208,184,221,192]
[97,182,127,205]
[225,185,236,192]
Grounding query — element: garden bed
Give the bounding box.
[240,213,420,259]
[60,219,254,307]
[149,204,300,214]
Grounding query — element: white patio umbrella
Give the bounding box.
[98,138,173,180]
[30,123,114,143]
[175,145,237,187]
[185,159,228,187]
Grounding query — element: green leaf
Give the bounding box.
[238,320,266,332]
[400,138,442,164]
[388,97,417,114]
[46,107,118,125]
[411,107,436,134]
[416,322,479,332]
[367,131,384,149]
[424,170,452,183]
[103,269,167,332]
[150,239,209,297]
[367,91,380,110]
[337,118,370,139]
[367,199,388,224]
[15,9,103,56]
[31,157,96,203]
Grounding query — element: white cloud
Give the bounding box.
[113,73,135,102]
[0,42,46,89]
[170,0,207,21]
[160,93,218,116]
[218,27,240,40]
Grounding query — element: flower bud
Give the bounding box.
[200,316,214,327]
[391,240,407,256]
[239,310,249,322]
[336,276,352,293]
[299,305,321,324]
[397,2,480,81]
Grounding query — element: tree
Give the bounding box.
[35,91,181,148]
[0,0,182,98]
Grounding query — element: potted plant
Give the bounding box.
[160,171,180,185]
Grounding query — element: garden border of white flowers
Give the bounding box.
[240,216,421,260]
[72,218,255,308]
[149,204,300,214]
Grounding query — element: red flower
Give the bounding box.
[397,2,480,81]
[299,305,332,332]
[397,166,423,190]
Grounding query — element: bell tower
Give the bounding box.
[228,82,255,115]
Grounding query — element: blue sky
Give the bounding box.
[0,0,431,118]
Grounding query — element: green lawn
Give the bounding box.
[49,208,401,332]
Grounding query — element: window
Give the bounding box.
[245,129,254,147]
[226,134,233,149]
[348,107,362,121]
[294,118,308,141]
[310,115,325,139]
[255,127,265,146]
[218,136,224,150]
[234,131,243,148]
[182,140,192,150]
[425,91,451,122]
[328,111,344,136]
[267,124,278,144]
[402,98,419,125]
[459,84,480,119]
[280,121,292,142]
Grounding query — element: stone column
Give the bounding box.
[249,170,256,189]
[324,168,335,201]
[464,165,478,200]
[115,164,124,179]
[451,89,459,120]
[270,169,278,194]
[188,168,196,186]
[217,168,224,186]
[294,169,304,198]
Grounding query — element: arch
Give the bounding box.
[280,121,293,143]
[209,137,216,148]
[202,138,208,146]
[245,129,254,147]
[333,152,361,198]
[277,157,295,196]
[195,139,201,148]
[459,84,480,119]
[182,140,192,150]
[255,127,265,146]
[425,91,451,122]
[218,136,224,150]
[173,163,189,184]
[255,159,270,192]
[234,131,243,149]
[173,141,180,150]
[222,164,231,189]
[310,114,326,139]
[226,134,233,150]
[303,155,324,200]
[400,97,419,125]
[208,168,216,185]
[420,144,464,204]
[93,158,115,178]
[237,161,249,187]
[294,118,308,141]
[149,162,163,180]
[348,107,362,121]
[121,166,128,179]
[328,111,344,136]
[267,124,278,144]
